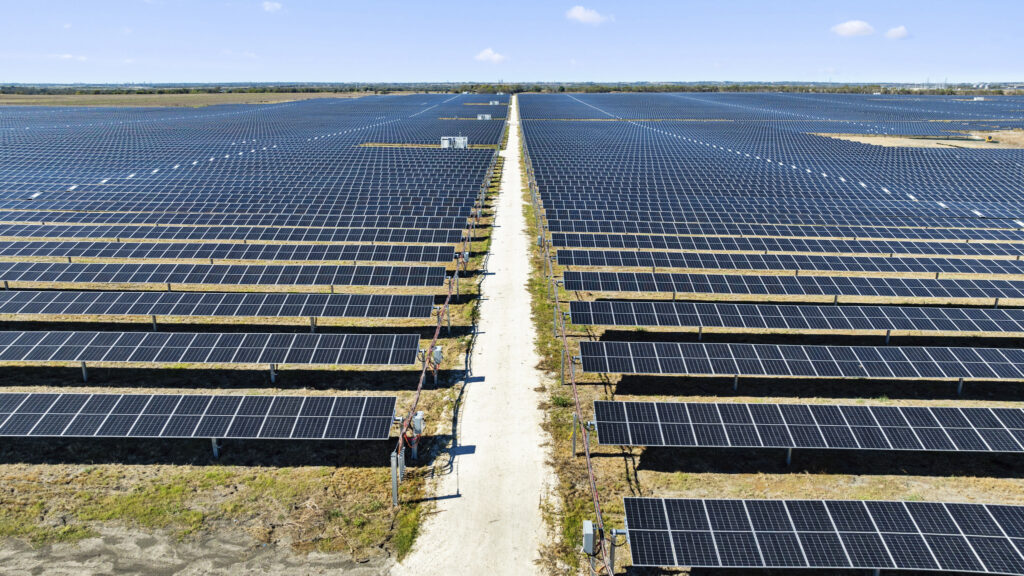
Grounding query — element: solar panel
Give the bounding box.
[562,271,1024,304]
[570,300,1024,336]
[0,291,435,319]
[624,497,1024,573]
[0,393,396,440]
[0,261,446,287]
[595,401,1024,452]
[580,341,1024,380]
[0,241,455,263]
[0,331,419,366]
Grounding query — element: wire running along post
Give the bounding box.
[524,133,615,574]
[392,276,454,505]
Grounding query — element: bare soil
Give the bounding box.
[813,130,1024,149]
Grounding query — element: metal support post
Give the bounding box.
[166,282,172,291]
[786,448,793,466]
[995,297,1001,309]
[399,448,407,479]
[455,269,460,300]
[310,316,316,333]
[733,374,739,391]
[697,326,703,341]
[211,438,221,459]
[2,281,7,290]
[152,315,158,331]
[957,378,965,396]
[391,451,399,506]
[269,364,277,384]
[610,536,616,573]
[81,361,88,382]
[833,294,839,305]
[885,329,891,345]
[553,304,560,338]
[445,304,451,335]
[560,349,566,386]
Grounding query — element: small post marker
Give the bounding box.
[390,451,399,506]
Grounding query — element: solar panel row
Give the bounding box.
[0,261,447,287]
[0,393,396,440]
[557,249,1024,277]
[0,241,455,263]
[580,341,1024,380]
[0,290,435,319]
[0,224,463,244]
[625,497,1024,573]
[570,300,1024,335]
[0,331,418,366]
[552,232,1024,258]
[595,401,1024,452]
[563,270,1024,302]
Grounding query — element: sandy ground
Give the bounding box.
[814,130,1024,149]
[392,95,552,575]
[0,525,390,576]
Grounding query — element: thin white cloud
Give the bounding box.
[262,1,282,12]
[885,25,909,39]
[566,5,612,25]
[51,53,87,62]
[474,48,507,63]
[831,20,874,37]
[221,49,258,59]
[63,23,72,30]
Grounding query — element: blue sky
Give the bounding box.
[1,0,1020,84]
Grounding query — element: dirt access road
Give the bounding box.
[392,95,553,575]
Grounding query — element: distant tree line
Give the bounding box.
[0,83,1014,96]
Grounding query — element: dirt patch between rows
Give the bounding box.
[813,130,1024,149]
[0,524,390,576]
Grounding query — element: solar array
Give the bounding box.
[0,94,504,465]
[0,393,396,440]
[595,401,1024,452]
[570,300,1024,336]
[521,92,1024,572]
[624,497,1024,573]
